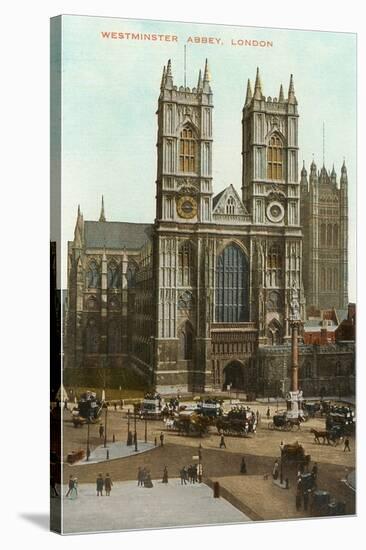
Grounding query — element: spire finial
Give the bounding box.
[253,67,263,100]
[77,204,81,217]
[288,74,296,104]
[245,78,253,104]
[197,69,202,90]
[160,65,166,90]
[203,58,211,82]
[279,84,284,102]
[165,59,173,89]
[99,195,106,222]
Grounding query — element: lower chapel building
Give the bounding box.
[65,61,355,396]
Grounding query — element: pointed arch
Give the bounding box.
[226,196,236,215]
[178,320,194,360]
[107,259,120,289]
[179,124,197,173]
[215,243,249,322]
[178,240,195,287]
[267,132,284,181]
[267,318,282,345]
[86,260,100,289]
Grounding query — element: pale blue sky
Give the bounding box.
[56,15,356,299]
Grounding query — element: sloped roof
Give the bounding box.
[84,221,152,250]
[213,189,226,209]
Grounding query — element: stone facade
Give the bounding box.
[65,60,354,396]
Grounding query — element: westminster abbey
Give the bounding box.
[65,60,353,396]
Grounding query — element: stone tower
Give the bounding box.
[153,59,214,392]
[241,69,304,344]
[301,158,348,311]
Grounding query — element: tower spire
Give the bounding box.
[245,78,252,104]
[253,67,263,100]
[99,195,106,222]
[322,122,325,166]
[203,59,211,93]
[288,74,297,104]
[165,59,173,89]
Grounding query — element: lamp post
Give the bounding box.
[127,408,131,446]
[280,441,284,485]
[86,420,91,461]
[103,405,108,448]
[144,416,147,443]
[134,407,138,452]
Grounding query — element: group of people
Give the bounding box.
[137,467,154,488]
[180,463,203,485]
[96,473,113,496]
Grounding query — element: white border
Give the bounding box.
[1,1,364,548]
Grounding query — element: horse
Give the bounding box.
[311,428,330,445]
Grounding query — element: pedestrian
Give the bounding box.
[266,407,271,419]
[240,457,247,474]
[69,477,78,499]
[272,459,279,480]
[162,466,168,484]
[65,475,74,497]
[99,424,104,439]
[137,467,144,487]
[197,462,203,483]
[219,434,226,449]
[144,469,153,488]
[311,462,318,480]
[104,473,113,496]
[180,467,187,485]
[160,432,164,446]
[256,410,260,424]
[303,488,310,511]
[96,473,104,496]
[64,398,68,410]
[50,476,58,497]
[114,402,117,411]
[344,437,351,452]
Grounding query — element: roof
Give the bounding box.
[84,221,152,250]
[213,189,226,208]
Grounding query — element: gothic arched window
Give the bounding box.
[108,319,121,353]
[226,196,235,215]
[107,261,120,289]
[267,134,283,180]
[127,263,137,289]
[178,241,195,287]
[87,296,98,310]
[268,244,282,268]
[321,268,326,290]
[179,321,193,360]
[85,318,99,353]
[86,261,100,289]
[215,244,249,323]
[179,126,196,173]
[320,224,326,247]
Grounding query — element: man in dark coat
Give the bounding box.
[162,466,168,484]
[219,434,226,449]
[240,457,247,474]
[104,473,113,496]
[96,473,104,496]
[160,432,164,446]
[344,437,351,452]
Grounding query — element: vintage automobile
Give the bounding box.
[72,391,104,427]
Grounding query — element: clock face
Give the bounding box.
[177,196,197,219]
[266,201,284,223]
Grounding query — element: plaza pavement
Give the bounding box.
[62,479,250,534]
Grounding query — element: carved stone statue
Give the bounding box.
[290,280,301,321]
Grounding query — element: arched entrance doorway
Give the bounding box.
[223,361,245,390]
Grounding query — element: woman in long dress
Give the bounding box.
[144,470,154,488]
[69,477,78,499]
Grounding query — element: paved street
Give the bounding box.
[62,479,250,534]
[62,401,355,528]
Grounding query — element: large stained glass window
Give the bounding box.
[267,134,283,180]
[215,244,249,322]
[179,126,196,173]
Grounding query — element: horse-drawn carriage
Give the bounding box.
[282,442,311,467]
[216,406,256,436]
[72,391,104,427]
[173,412,211,437]
[268,412,302,431]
